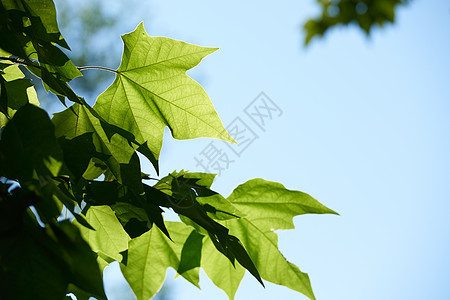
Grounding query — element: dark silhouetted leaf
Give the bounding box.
[177,230,204,276]
[50,220,106,299]
[0,103,62,181]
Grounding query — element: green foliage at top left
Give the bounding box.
[0,0,82,104]
[0,1,337,299]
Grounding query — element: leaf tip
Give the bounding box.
[325,206,339,216]
[220,130,237,144]
[137,21,145,31]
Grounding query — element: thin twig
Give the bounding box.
[77,66,118,73]
[0,56,32,67]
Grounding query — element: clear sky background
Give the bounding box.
[56,1,450,299]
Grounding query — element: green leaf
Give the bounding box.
[0,3,32,59]
[74,205,129,262]
[2,77,37,109]
[0,75,10,118]
[0,181,28,234]
[0,61,39,127]
[84,180,169,239]
[177,230,204,276]
[0,211,69,300]
[82,158,108,181]
[228,178,338,230]
[0,103,62,181]
[121,222,200,300]
[0,48,11,56]
[96,252,113,272]
[197,194,243,221]
[0,61,25,81]
[58,133,109,182]
[144,182,230,248]
[0,0,82,103]
[54,181,93,229]
[50,220,106,299]
[148,173,263,285]
[112,202,152,239]
[83,181,132,206]
[171,170,217,188]
[2,0,69,49]
[201,237,245,300]
[94,23,235,161]
[38,66,82,104]
[0,204,105,299]
[52,103,139,187]
[31,179,62,223]
[202,179,337,300]
[152,171,242,220]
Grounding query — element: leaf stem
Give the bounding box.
[144,177,161,181]
[77,66,118,73]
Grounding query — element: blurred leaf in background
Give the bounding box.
[304,0,409,45]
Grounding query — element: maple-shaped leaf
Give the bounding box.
[120,222,201,300]
[201,179,338,300]
[94,23,235,162]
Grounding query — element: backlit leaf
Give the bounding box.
[74,206,129,262]
[201,179,337,300]
[121,222,200,300]
[94,23,235,161]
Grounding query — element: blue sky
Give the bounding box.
[57,1,450,299]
